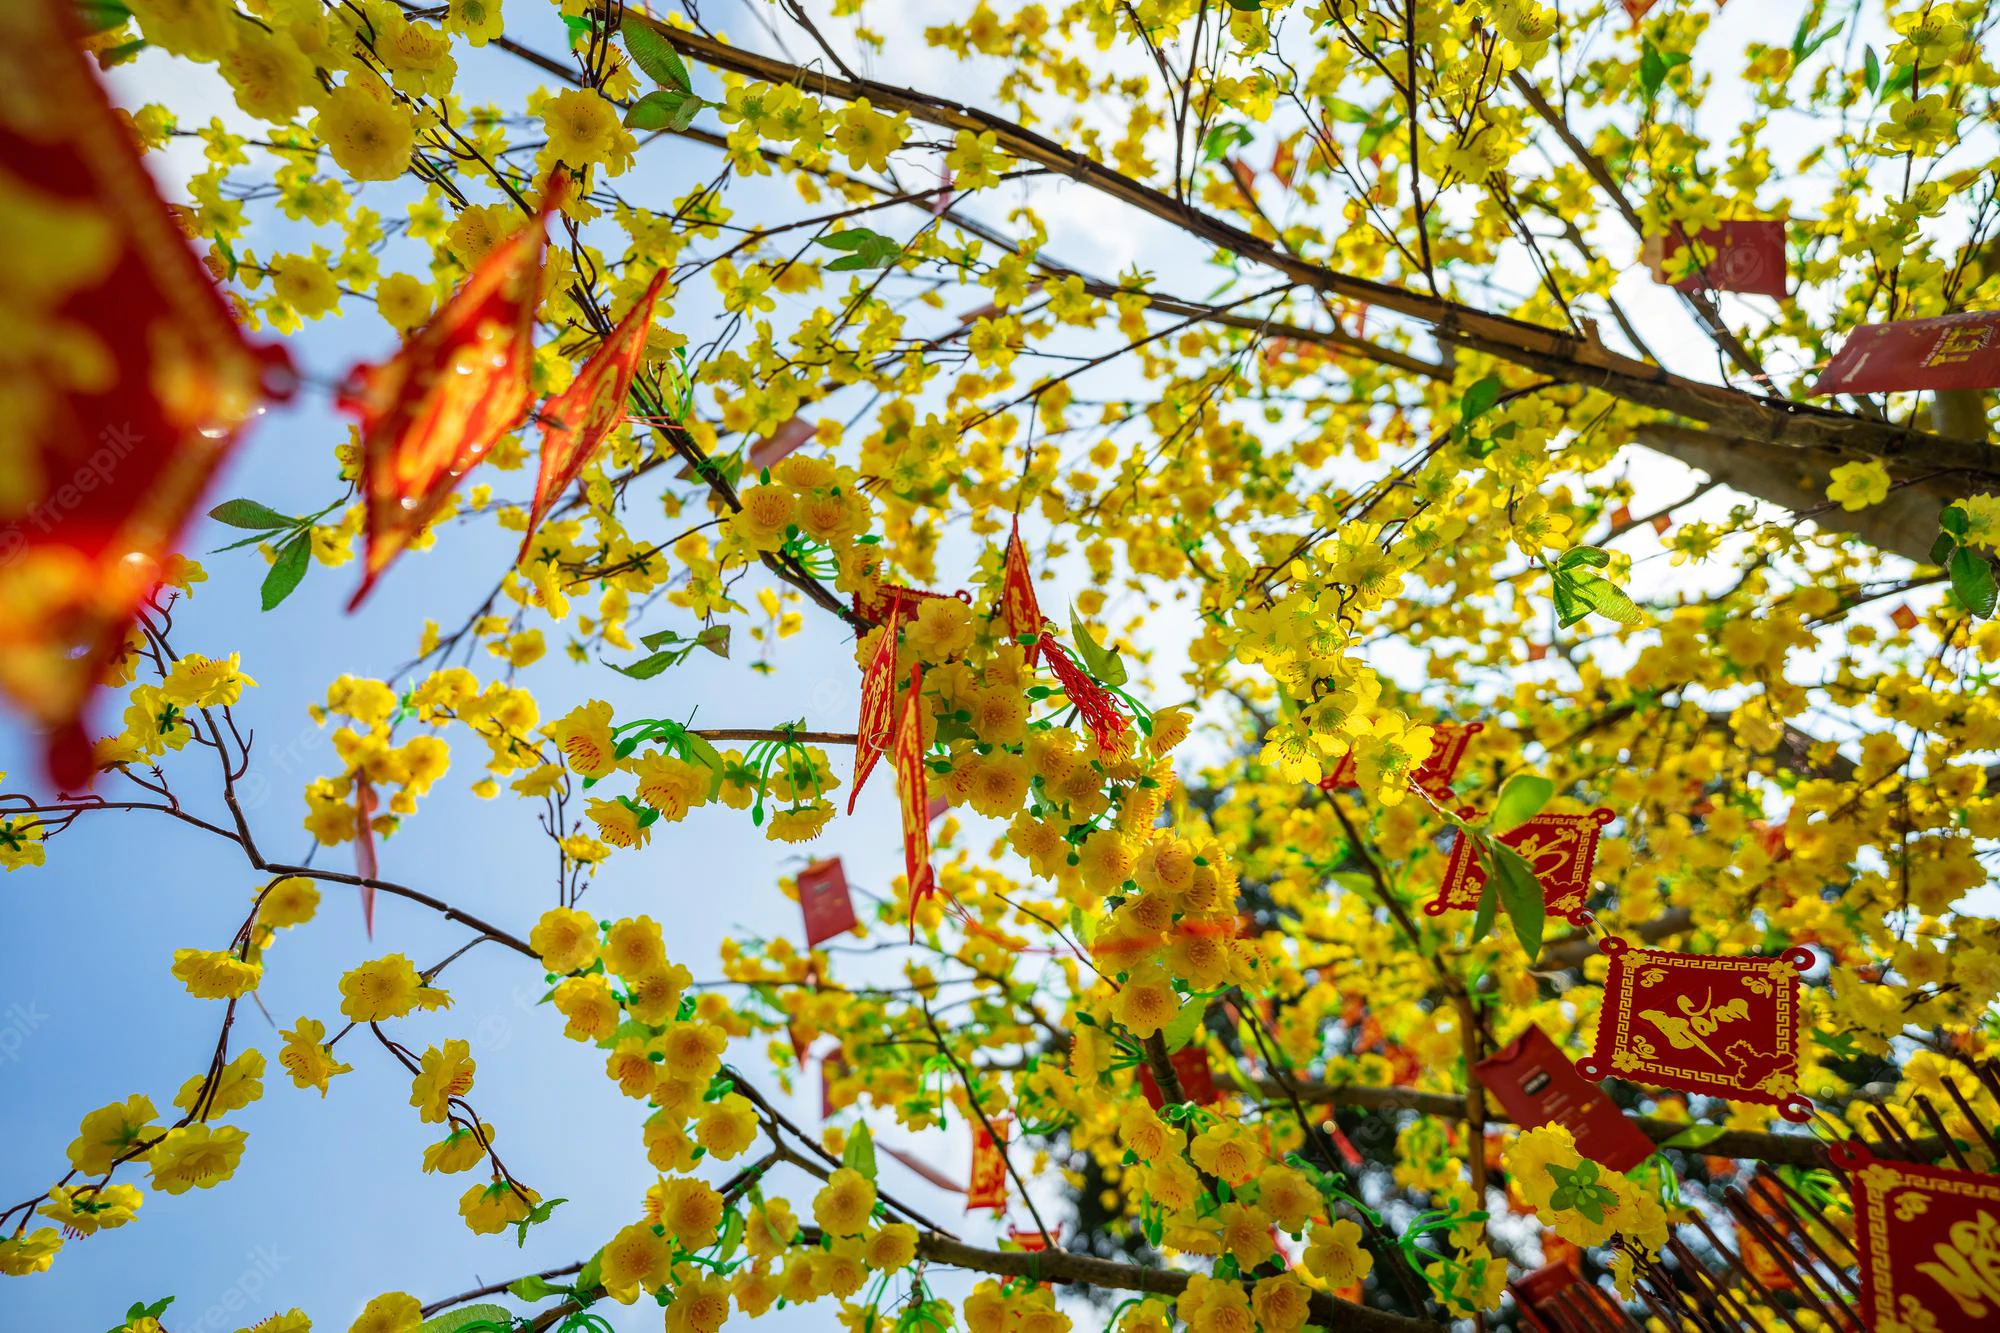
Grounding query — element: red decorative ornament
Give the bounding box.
[1474,1025,1654,1173]
[0,0,293,787]
[998,519,1047,665]
[848,598,901,813]
[1646,221,1788,299]
[344,177,566,607]
[966,1117,1009,1212]
[1428,806,1615,926]
[798,857,858,948]
[1318,720,1483,795]
[852,580,968,626]
[1575,937,1815,1123]
[1812,311,2000,395]
[1832,1140,2000,1331]
[1037,632,1130,757]
[747,415,815,474]
[1138,1046,1220,1110]
[517,268,667,564]
[354,778,381,938]
[893,663,937,939]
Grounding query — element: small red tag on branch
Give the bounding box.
[1429,806,1614,926]
[1811,311,2000,396]
[1138,1046,1220,1109]
[798,857,858,948]
[344,177,566,606]
[518,267,666,564]
[1647,221,1788,299]
[966,1117,1009,1212]
[1576,937,1815,1122]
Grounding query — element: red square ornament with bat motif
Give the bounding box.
[1831,1140,2000,1332]
[1647,221,1788,299]
[1319,721,1483,795]
[1575,936,1815,1122]
[1427,806,1615,926]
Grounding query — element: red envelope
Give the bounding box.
[1648,221,1788,299]
[1474,1025,1654,1173]
[967,1117,1009,1212]
[1811,312,2000,396]
[798,857,858,948]
[1137,1046,1219,1109]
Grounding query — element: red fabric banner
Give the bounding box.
[1576,937,1814,1122]
[893,663,936,937]
[1138,1046,1220,1109]
[848,598,901,813]
[0,0,292,785]
[1428,806,1615,926]
[999,519,1046,664]
[1832,1140,2000,1331]
[344,178,566,606]
[966,1117,1009,1212]
[1811,311,2000,395]
[518,268,666,563]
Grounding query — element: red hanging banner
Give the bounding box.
[1811,311,2000,396]
[893,663,937,938]
[518,268,667,563]
[999,520,1047,665]
[1319,721,1483,795]
[344,178,565,606]
[1645,221,1788,299]
[0,0,292,786]
[966,1117,1009,1213]
[1137,1047,1220,1110]
[1575,937,1815,1122]
[848,598,901,814]
[797,857,858,948]
[1474,1025,1654,1173]
[1428,806,1615,926]
[1831,1140,2000,1331]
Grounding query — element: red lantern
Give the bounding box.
[0,0,292,785]
[1428,806,1615,926]
[1319,721,1483,795]
[1575,937,1815,1122]
[1832,1139,2000,1331]
[517,268,667,564]
[798,857,858,948]
[1474,1025,1654,1173]
[344,178,566,606]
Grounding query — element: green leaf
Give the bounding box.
[1940,503,1971,539]
[843,1121,878,1181]
[1640,42,1668,100]
[1485,841,1546,958]
[1355,113,1401,159]
[261,536,311,612]
[1323,98,1373,124]
[1571,572,1643,626]
[1556,545,1610,571]
[508,1275,564,1302]
[1551,570,1588,628]
[816,228,904,271]
[1862,45,1880,93]
[1469,874,1498,946]
[1068,610,1129,687]
[624,88,702,132]
[575,1251,603,1295]
[74,0,132,35]
[1797,20,1844,62]
[1657,1123,1730,1151]
[717,1205,747,1261]
[622,16,691,92]
[209,498,294,530]
[1930,531,1959,567]
[1460,374,1503,423]
[1489,773,1553,835]
[1200,122,1255,163]
[1162,996,1208,1052]
[1950,546,1997,619]
[610,649,681,680]
[1227,0,1262,10]
[419,1305,514,1333]
[696,624,732,658]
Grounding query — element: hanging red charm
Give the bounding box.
[999,520,1047,665]
[966,1117,1009,1213]
[354,778,381,937]
[848,598,901,813]
[0,0,292,786]
[517,267,666,564]
[1138,1047,1220,1110]
[1575,937,1814,1122]
[893,663,937,939]
[343,177,566,607]
[1645,220,1788,299]
[1038,633,1130,757]
[1832,1140,2000,1331]
[1319,720,1483,795]
[797,856,858,948]
[1428,806,1615,926]
[1474,1025,1653,1172]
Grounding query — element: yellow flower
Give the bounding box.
[1251,1273,1311,1333]
[38,1183,143,1236]
[348,1292,422,1333]
[410,1039,476,1123]
[862,1221,919,1271]
[539,89,638,175]
[812,1167,878,1237]
[458,1180,540,1235]
[1502,1124,1581,1211]
[694,1092,759,1159]
[174,1049,266,1120]
[633,750,711,819]
[832,98,907,173]
[530,906,600,974]
[587,796,651,849]
[127,0,236,59]
[663,1270,732,1333]
[1303,1216,1373,1286]
[549,700,617,777]
[1826,459,1891,512]
[258,876,320,929]
[445,0,506,46]
[658,1020,727,1082]
[422,1123,495,1174]
[278,1017,352,1095]
[553,974,620,1041]
[162,652,256,708]
[148,1123,248,1194]
[0,1228,62,1277]
[338,954,426,1022]
[316,84,416,183]
[598,1220,671,1302]
[171,947,262,1000]
[268,252,342,321]
[375,272,433,332]
[648,1175,724,1248]
[67,1095,159,1175]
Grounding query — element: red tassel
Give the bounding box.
[1038,633,1130,757]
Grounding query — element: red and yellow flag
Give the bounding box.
[893,662,936,938]
[344,178,566,606]
[999,519,1046,665]
[848,598,902,813]
[0,0,292,786]
[517,267,667,564]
